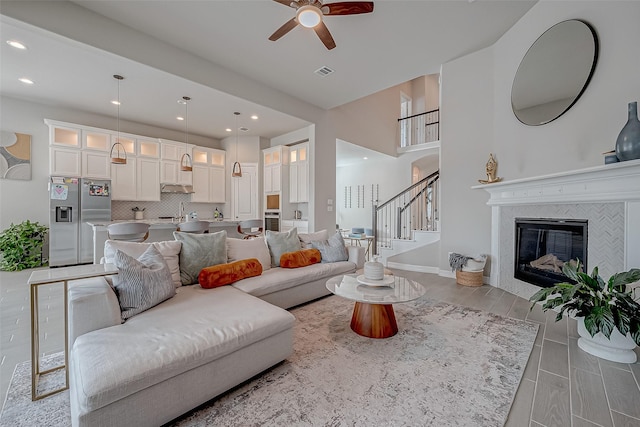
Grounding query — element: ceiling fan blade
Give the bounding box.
[314,21,336,50]
[273,0,298,8]
[322,1,374,16]
[269,18,299,41]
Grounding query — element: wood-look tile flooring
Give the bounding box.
[1,268,639,426]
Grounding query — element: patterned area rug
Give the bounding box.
[1,295,538,427]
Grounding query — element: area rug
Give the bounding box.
[1,295,538,427]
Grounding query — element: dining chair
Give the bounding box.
[237,219,264,240]
[177,221,210,234]
[107,222,150,242]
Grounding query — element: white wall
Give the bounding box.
[336,150,436,232]
[438,1,640,275]
[492,1,640,178]
[0,96,218,231]
[439,47,494,273]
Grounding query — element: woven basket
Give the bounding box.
[455,270,483,287]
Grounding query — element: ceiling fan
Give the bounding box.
[269,0,374,50]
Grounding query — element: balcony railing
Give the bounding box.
[372,170,439,253]
[398,109,440,148]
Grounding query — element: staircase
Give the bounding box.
[372,171,440,268]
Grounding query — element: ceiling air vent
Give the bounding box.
[314,66,334,77]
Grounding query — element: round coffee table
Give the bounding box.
[325,274,426,339]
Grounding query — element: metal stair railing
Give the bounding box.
[372,170,439,255]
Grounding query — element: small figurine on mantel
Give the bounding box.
[478,153,503,184]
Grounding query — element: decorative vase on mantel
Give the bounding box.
[615,101,640,161]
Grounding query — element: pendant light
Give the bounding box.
[110,75,127,165]
[179,96,193,172]
[232,111,242,177]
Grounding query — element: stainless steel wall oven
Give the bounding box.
[264,212,280,232]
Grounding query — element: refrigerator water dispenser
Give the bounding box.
[56,206,72,222]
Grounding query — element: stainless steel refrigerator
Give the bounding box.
[49,177,111,267]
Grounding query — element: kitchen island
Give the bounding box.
[88,219,242,264]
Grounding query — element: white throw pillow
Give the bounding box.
[113,246,175,321]
[227,237,272,271]
[104,240,182,288]
[298,229,329,249]
[265,228,301,267]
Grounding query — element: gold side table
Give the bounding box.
[27,263,118,400]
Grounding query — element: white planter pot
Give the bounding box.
[577,318,637,363]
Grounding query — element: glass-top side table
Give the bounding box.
[28,263,118,400]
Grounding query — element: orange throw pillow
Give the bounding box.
[280,248,322,268]
[198,258,262,289]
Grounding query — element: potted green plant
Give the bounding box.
[529,261,640,363]
[0,220,49,271]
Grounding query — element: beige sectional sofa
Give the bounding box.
[67,232,365,427]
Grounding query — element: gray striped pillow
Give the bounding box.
[113,245,176,321]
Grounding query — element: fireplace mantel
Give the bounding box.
[472,159,640,206]
[473,159,640,299]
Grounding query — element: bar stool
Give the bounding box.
[237,219,263,239]
[177,221,210,234]
[107,223,150,242]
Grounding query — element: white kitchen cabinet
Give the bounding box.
[289,142,309,203]
[137,139,160,158]
[49,124,80,148]
[263,146,287,193]
[136,157,160,201]
[191,164,225,203]
[160,140,193,185]
[50,147,82,177]
[82,130,111,151]
[110,159,137,200]
[82,150,111,179]
[281,220,308,234]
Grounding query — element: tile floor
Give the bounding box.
[1,268,639,426]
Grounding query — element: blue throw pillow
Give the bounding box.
[312,232,348,263]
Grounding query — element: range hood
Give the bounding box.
[161,183,194,194]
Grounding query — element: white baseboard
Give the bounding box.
[386,262,439,274]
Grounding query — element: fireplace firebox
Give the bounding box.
[514,218,587,288]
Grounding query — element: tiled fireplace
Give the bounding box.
[475,159,640,299]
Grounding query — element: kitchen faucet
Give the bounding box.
[178,201,185,221]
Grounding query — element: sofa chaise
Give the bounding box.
[67,229,365,427]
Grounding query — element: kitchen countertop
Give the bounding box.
[88,219,240,228]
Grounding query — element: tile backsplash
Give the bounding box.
[112,193,225,220]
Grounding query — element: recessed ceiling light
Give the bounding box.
[177,116,184,121]
[240,127,249,132]
[111,100,121,105]
[363,157,368,160]
[251,115,258,120]
[7,40,27,50]
[18,77,34,85]
[225,128,232,132]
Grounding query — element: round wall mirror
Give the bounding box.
[511,20,598,126]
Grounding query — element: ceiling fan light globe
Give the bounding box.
[297,5,322,28]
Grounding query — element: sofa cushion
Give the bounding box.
[227,237,271,271]
[298,229,329,249]
[199,258,263,289]
[174,230,227,285]
[280,249,321,269]
[232,260,355,297]
[312,232,349,263]
[70,285,295,414]
[112,246,176,321]
[265,228,301,267]
[104,240,182,288]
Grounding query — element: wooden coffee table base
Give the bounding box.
[350,302,398,339]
